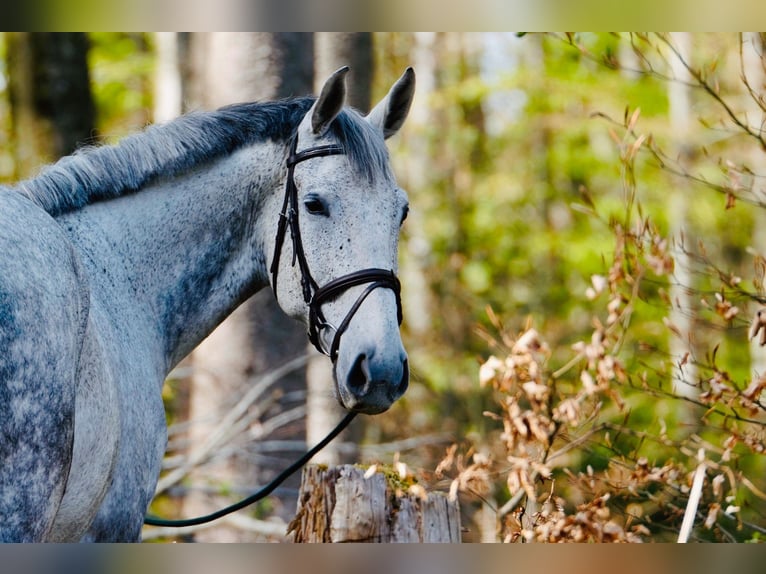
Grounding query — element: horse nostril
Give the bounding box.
[396,358,409,398]
[348,353,369,395]
[344,353,408,410]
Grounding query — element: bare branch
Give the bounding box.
[154,354,308,495]
[658,33,766,151]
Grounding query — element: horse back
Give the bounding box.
[0,191,90,541]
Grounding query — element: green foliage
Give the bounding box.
[375,33,766,542]
[87,33,154,138]
[0,33,13,182]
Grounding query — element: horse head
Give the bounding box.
[269,67,415,415]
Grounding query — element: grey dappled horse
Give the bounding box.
[0,67,415,542]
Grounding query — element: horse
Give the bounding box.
[0,66,415,542]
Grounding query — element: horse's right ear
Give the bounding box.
[310,66,350,136]
[367,67,416,139]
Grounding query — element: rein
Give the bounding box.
[144,134,401,529]
[144,412,357,528]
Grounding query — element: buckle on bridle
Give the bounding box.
[312,321,339,357]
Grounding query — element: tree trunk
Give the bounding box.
[667,33,700,418]
[315,33,373,111]
[742,33,766,378]
[399,32,438,337]
[186,32,313,108]
[6,32,94,176]
[305,33,374,467]
[153,32,183,124]
[289,465,461,543]
[180,32,314,542]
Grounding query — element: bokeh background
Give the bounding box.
[1,26,766,551]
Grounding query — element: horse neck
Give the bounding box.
[59,141,285,372]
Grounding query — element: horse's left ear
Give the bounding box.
[311,66,349,136]
[366,67,416,139]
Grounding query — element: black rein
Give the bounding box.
[143,412,356,528]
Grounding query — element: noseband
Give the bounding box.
[270,136,402,361]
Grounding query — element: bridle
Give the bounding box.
[270,134,403,362]
[144,132,405,530]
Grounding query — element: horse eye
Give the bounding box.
[304,195,328,216]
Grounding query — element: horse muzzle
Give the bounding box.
[335,346,409,415]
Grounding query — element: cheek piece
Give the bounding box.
[270,135,403,362]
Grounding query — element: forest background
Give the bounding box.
[0,32,764,543]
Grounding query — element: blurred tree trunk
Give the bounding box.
[153,32,184,124]
[314,33,372,110]
[305,32,373,466]
[667,32,700,418]
[743,32,766,378]
[400,32,437,338]
[181,32,314,542]
[6,32,95,176]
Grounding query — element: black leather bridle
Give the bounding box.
[270,135,403,362]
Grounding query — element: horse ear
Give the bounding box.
[367,67,416,139]
[311,66,349,136]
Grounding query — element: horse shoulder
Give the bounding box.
[0,191,92,541]
[47,311,122,541]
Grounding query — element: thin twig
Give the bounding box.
[658,34,766,151]
[154,354,308,495]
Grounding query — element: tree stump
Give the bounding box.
[289,464,461,543]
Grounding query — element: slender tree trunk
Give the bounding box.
[742,33,766,378]
[667,33,699,415]
[314,33,373,111]
[400,32,437,338]
[181,32,314,542]
[153,32,183,124]
[305,33,374,466]
[6,32,94,176]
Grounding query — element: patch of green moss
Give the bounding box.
[355,463,419,492]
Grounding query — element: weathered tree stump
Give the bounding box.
[289,464,461,543]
